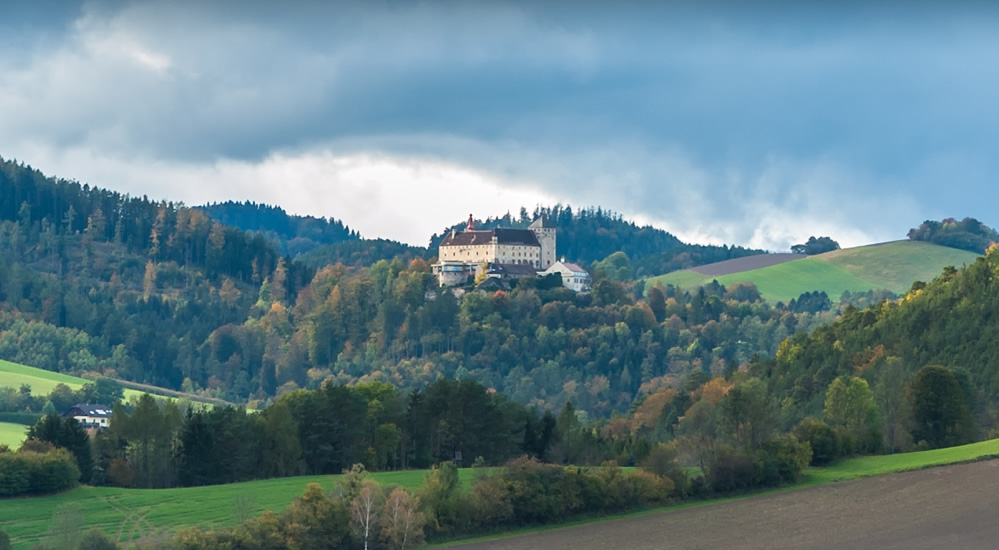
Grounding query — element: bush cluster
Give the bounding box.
[0,446,79,497]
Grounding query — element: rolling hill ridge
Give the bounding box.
[645,241,981,304]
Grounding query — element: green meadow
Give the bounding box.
[0,359,93,395]
[0,421,28,449]
[4,437,999,549]
[647,241,980,303]
[0,359,221,405]
[0,468,485,549]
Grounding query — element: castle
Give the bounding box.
[432,215,556,286]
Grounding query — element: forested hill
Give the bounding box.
[430,205,763,277]
[0,156,849,415]
[297,238,431,269]
[0,158,310,288]
[764,246,999,432]
[200,201,359,258]
[0,157,313,393]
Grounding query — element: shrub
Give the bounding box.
[756,434,812,486]
[794,417,838,465]
[707,450,754,494]
[78,529,120,550]
[0,447,78,496]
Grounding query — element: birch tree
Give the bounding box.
[381,488,425,550]
[351,479,384,550]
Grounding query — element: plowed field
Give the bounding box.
[453,459,999,550]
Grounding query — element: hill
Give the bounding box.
[0,359,97,396]
[765,245,999,425]
[0,359,230,408]
[430,205,764,277]
[200,201,359,258]
[297,238,431,269]
[645,241,981,304]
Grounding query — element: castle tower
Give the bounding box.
[529,217,556,269]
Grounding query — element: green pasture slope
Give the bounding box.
[0,421,28,448]
[647,241,980,304]
[0,359,222,405]
[0,469,485,549]
[0,359,95,396]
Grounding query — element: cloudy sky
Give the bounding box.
[2,1,997,250]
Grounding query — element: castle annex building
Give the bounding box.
[433,215,557,286]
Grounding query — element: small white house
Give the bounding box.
[542,260,592,292]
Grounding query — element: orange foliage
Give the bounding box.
[697,377,732,405]
[631,388,677,433]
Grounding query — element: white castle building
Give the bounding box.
[432,215,557,286]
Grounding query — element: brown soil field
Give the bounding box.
[689,253,804,277]
[452,459,999,550]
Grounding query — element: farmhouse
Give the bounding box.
[63,404,113,429]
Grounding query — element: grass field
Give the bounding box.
[647,241,980,303]
[0,359,92,395]
[803,437,999,485]
[0,421,28,449]
[0,468,486,549]
[3,437,999,549]
[0,359,217,405]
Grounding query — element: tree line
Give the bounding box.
[907,217,999,254]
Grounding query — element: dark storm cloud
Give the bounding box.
[2,0,998,248]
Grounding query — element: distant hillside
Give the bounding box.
[765,246,999,429]
[201,200,359,257]
[646,241,981,304]
[298,238,431,269]
[0,359,230,406]
[430,205,763,277]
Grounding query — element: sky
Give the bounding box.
[2,1,998,250]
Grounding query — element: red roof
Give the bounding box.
[441,228,540,247]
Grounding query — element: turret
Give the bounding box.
[528,217,556,269]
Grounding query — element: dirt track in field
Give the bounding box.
[452,459,999,550]
[689,254,804,277]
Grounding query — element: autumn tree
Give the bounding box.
[381,488,425,550]
[350,479,384,550]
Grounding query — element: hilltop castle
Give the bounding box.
[432,215,556,286]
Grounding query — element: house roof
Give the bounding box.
[561,262,588,274]
[477,277,512,291]
[64,404,113,418]
[441,228,540,247]
[489,263,540,277]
